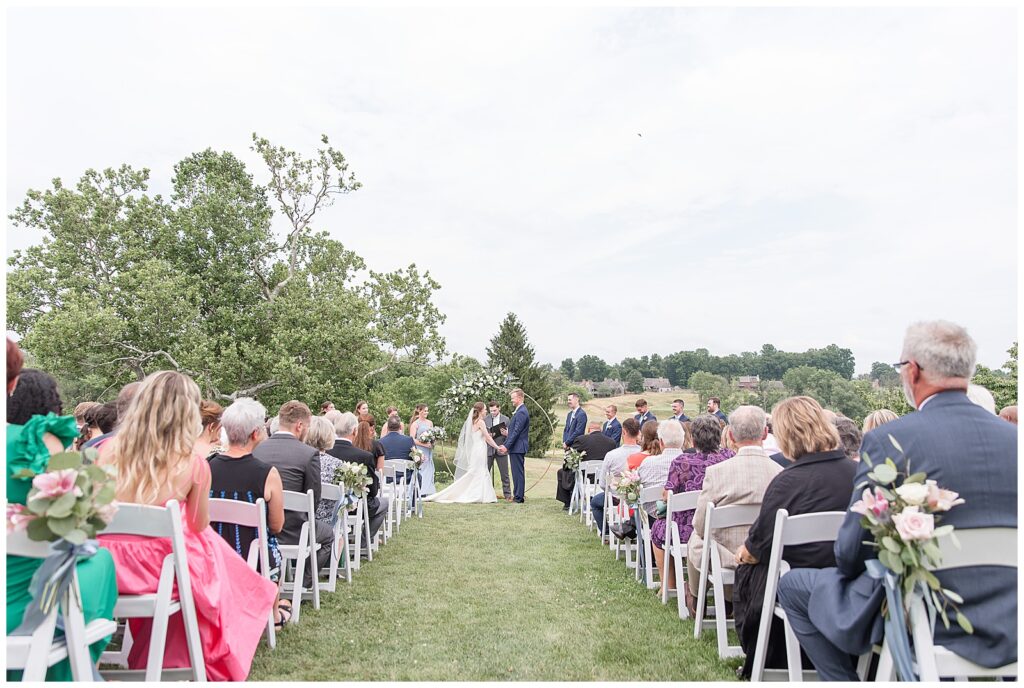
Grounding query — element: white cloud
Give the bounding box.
[5,7,1017,374]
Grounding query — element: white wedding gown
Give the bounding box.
[424,424,497,504]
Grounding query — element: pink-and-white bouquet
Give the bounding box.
[408,446,427,469]
[611,468,642,505]
[854,435,971,633]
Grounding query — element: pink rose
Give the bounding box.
[95,502,118,525]
[6,503,36,533]
[850,487,889,518]
[925,480,964,512]
[892,505,935,542]
[32,469,82,499]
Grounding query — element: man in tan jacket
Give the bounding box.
[686,405,782,611]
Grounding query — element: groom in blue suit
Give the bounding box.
[499,387,530,503]
[562,393,587,450]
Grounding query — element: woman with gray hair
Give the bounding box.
[208,397,290,625]
[305,415,346,522]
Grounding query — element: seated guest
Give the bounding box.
[304,415,345,523]
[683,406,782,614]
[626,421,662,470]
[601,404,622,445]
[776,321,1017,680]
[591,418,641,528]
[6,351,118,681]
[253,400,333,584]
[77,401,117,450]
[680,420,696,453]
[720,423,738,452]
[328,411,389,540]
[732,396,856,679]
[84,380,140,450]
[831,415,862,461]
[861,408,899,433]
[556,422,618,509]
[379,415,415,459]
[999,405,1017,425]
[193,399,224,458]
[353,414,385,471]
[73,400,100,432]
[208,398,290,626]
[636,420,688,518]
[650,414,735,593]
[100,371,276,681]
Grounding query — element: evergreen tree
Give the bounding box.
[486,313,557,455]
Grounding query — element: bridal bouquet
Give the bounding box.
[8,449,118,543]
[334,462,372,510]
[408,447,427,469]
[611,469,642,505]
[563,448,586,472]
[418,427,447,445]
[854,439,971,633]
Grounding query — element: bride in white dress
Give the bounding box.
[424,402,502,504]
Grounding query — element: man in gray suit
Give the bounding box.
[253,400,334,583]
[484,400,512,501]
[777,321,1018,680]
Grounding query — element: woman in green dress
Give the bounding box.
[6,345,119,682]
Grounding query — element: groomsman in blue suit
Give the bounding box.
[562,393,588,451]
[634,398,657,427]
[498,388,530,503]
[601,404,622,445]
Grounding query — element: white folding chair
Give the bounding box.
[99,499,206,681]
[750,508,846,681]
[385,459,413,532]
[875,527,1018,682]
[362,494,381,558]
[278,489,321,623]
[635,485,663,589]
[379,465,398,542]
[6,532,118,681]
[208,497,277,649]
[345,495,366,571]
[693,502,762,658]
[660,490,701,619]
[578,460,603,527]
[318,483,353,588]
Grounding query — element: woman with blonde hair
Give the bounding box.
[98,371,277,681]
[862,408,899,433]
[731,396,857,678]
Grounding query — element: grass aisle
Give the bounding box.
[250,458,740,681]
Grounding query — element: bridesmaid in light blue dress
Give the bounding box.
[409,404,436,495]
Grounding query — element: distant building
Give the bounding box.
[643,377,673,392]
[737,375,760,391]
[580,379,599,394]
[596,378,626,397]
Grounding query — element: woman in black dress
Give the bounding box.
[732,396,857,679]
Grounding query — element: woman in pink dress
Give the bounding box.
[98,371,277,681]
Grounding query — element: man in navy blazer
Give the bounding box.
[601,404,622,445]
[379,416,415,459]
[562,393,587,450]
[776,321,1018,680]
[498,388,530,503]
[634,398,657,428]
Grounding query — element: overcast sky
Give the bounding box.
[6,7,1018,374]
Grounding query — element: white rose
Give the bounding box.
[894,482,929,506]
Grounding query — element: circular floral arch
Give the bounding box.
[434,369,558,496]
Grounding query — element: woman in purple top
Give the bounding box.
[651,414,735,587]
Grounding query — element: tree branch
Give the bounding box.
[219,380,279,401]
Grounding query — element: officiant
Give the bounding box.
[484,400,512,501]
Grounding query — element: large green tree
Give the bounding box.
[576,354,609,382]
[8,135,446,409]
[485,313,557,455]
[972,342,1018,411]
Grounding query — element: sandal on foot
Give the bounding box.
[274,606,292,628]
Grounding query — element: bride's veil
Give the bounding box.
[453,408,476,480]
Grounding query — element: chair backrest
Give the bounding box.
[208,497,262,529]
[5,530,54,558]
[579,460,603,476]
[936,527,1017,569]
[666,490,700,518]
[707,503,762,530]
[282,489,315,514]
[776,509,846,547]
[385,459,413,471]
[639,485,663,504]
[101,501,178,537]
[321,482,344,502]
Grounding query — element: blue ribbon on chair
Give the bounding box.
[865,558,917,681]
[11,539,105,680]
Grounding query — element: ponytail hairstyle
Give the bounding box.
[471,401,485,424]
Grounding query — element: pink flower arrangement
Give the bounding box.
[32,468,83,499]
[850,487,890,519]
[925,480,964,512]
[891,505,935,542]
[6,503,36,533]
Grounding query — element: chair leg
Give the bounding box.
[291,553,305,624]
[783,614,803,681]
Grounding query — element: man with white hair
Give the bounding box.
[777,320,1018,680]
[327,411,388,541]
[683,405,782,615]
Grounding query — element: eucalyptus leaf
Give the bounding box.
[904,472,927,484]
[888,434,904,454]
[921,569,941,590]
[26,496,53,515]
[873,463,898,484]
[85,465,107,482]
[881,536,902,554]
[64,529,87,545]
[956,612,974,634]
[942,588,964,604]
[47,452,83,471]
[933,525,954,538]
[861,452,874,467]
[46,492,77,519]
[47,516,77,537]
[922,542,943,564]
[26,517,53,542]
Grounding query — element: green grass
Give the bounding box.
[249,458,740,681]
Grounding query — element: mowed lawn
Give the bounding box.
[249,457,739,681]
